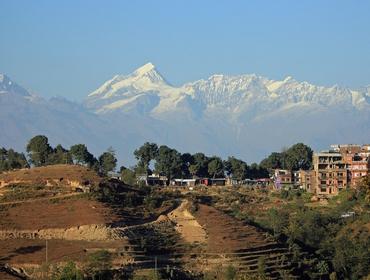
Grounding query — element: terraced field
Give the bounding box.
[103,201,304,279]
[0,166,307,279]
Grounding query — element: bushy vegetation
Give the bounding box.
[51,261,84,280]
[0,147,29,172]
[84,250,112,279]
[0,184,50,202]
[258,187,370,279]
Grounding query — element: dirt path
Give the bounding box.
[167,200,207,244]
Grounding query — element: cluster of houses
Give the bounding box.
[136,174,271,188]
[274,144,370,197]
[132,144,370,198]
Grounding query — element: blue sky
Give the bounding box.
[1,0,369,100]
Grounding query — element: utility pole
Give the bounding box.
[45,239,48,279]
[45,239,48,264]
[154,256,158,280]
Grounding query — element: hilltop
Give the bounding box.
[0,164,101,189]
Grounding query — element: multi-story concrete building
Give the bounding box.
[296,170,315,192]
[341,145,370,187]
[313,152,348,196]
[273,169,293,189]
[313,144,370,196]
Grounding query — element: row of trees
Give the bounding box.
[6,135,118,175]
[132,142,269,181]
[0,147,29,171]
[1,135,314,180]
[260,143,313,171]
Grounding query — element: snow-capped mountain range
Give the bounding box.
[1,64,369,164]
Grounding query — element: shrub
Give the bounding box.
[84,250,112,279]
[51,261,83,280]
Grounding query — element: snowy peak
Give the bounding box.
[86,65,370,115]
[134,62,156,76]
[0,74,13,87]
[0,74,31,97]
[132,62,166,84]
[88,63,167,97]
[85,63,176,111]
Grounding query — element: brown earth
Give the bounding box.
[194,204,270,253]
[0,239,124,265]
[0,197,120,230]
[0,164,102,189]
[0,271,22,280]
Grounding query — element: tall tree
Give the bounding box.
[26,135,52,166]
[70,144,95,166]
[260,152,283,170]
[248,162,269,179]
[98,147,117,176]
[0,147,29,171]
[208,156,224,178]
[225,156,248,180]
[180,153,194,178]
[191,153,209,177]
[134,142,158,174]
[49,144,72,165]
[284,143,313,170]
[260,143,313,171]
[154,145,183,182]
[120,166,136,186]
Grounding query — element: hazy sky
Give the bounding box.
[1,0,369,101]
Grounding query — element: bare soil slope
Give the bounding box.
[194,204,269,253]
[0,239,123,265]
[0,197,119,230]
[0,164,102,188]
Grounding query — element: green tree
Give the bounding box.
[180,152,194,177]
[248,162,269,179]
[284,143,313,170]
[224,157,247,180]
[49,144,73,165]
[98,147,117,176]
[260,152,283,170]
[191,153,209,177]
[134,142,159,174]
[70,144,95,166]
[260,143,313,171]
[0,147,29,171]
[208,156,224,178]
[121,166,136,185]
[154,145,183,182]
[26,135,52,166]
